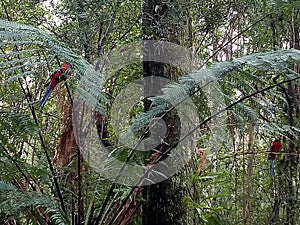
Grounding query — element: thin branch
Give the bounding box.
[97,1,121,59]
[201,9,278,67]
[22,80,67,212]
[0,0,11,21]
[109,15,141,51]
[93,136,145,225]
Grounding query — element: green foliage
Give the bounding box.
[0,111,39,144]
[183,171,229,225]
[0,180,68,225]
[125,49,300,143]
[0,0,48,25]
[1,0,300,224]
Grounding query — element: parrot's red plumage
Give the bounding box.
[40,62,72,107]
[60,62,72,73]
[49,70,62,89]
[270,136,282,176]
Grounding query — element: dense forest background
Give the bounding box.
[1,0,300,225]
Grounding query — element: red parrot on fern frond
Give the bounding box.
[40,62,72,107]
[269,136,282,176]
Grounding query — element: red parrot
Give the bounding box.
[270,136,282,176]
[40,62,72,107]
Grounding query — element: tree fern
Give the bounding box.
[0,19,108,111]
[0,181,68,225]
[123,49,300,144]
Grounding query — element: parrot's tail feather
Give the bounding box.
[270,159,275,176]
[40,88,53,107]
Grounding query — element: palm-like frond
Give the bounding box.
[0,180,68,225]
[0,110,39,145]
[0,180,17,190]
[124,49,300,142]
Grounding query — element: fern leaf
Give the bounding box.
[124,49,300,144]
[2,61,45,75]
[0,49,37,58]
[0,187,68,225]
[0,56,37,67]
[0,180,17,191]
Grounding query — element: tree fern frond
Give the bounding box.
[2,70,37,84]
[0,40,44,48]
[0,56,38,67]
[260,122,285,138]
[235,102,259,122]
[0,188,68,225]
[124,49,300,144]
[281,125,300,139]
[233,49,300,72]
[236,69,267,84]
[0,111,39,142]
[0,49,37,58]
[2,61,45,75]
[249,97,275,118]
[0,180,17,191]
[0,30,35,41]
[230,111,245,127]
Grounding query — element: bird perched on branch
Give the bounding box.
[40,62,72,107]
[270,136,282,176]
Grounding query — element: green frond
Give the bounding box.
[0,111,39,144]
[231,111,245,127]
[0,56,38,67]
[3,70,38,84]
[235,102,259,122]
[260,122,285,138]
[0,180,17,191]
[232,49,300,72]
[0,40,44,48]
[0,49,37,58]
[124,49,300,144]
[0,19,74,63]
[0,30,35,41]
[2,61,45,75]
[0,187,68,225]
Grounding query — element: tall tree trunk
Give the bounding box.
[284,11,299,225]
[285,82,298,225]
[142,1,199,224]
[271,9,300,225]
[243,124,254,225]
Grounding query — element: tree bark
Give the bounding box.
[243,124,254,225]
[285,82,298,225]
[142,1,199,224]
[284,12,300,225]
